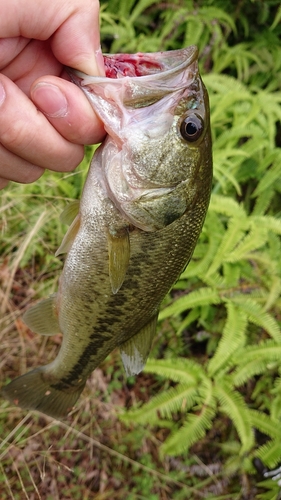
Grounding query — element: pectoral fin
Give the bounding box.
[23,294,60,335]
[60,200,80,225]
[55,214,80,256]
[108,227,130,294]
[120,313,158,376]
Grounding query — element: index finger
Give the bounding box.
[0,0,104,75]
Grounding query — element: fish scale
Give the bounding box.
[2,46,212,418]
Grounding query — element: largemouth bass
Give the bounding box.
[2,46,212,419]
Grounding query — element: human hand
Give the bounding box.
[0,0,105,190]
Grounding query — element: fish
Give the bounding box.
[1,46,212,419]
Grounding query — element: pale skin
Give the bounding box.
[0,0,106,190]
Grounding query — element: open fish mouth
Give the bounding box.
[69,45,198,90]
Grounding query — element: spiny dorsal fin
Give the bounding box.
[108,226,130,294]
[23,294,60,335]
[120,313,158,376]
[55,214,80,256]
[60,200,80,226]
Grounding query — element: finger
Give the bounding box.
[0,177,10,190]
[51,0,105,75]
[1,39,62,96]
[0,143,44,184]
[0,0,104,76]
[0,74,85,172]
[31,75,105,145]
[0,37,30,70]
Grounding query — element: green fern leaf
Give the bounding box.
[231,297,281,342]
[200,6,236,34]
[215,381,254,452]
[264,276,281,312]
[161,403,216,456]
[225,226,268,263]
[249,409,281,440]
[252,150,281,196]
[209,194,246,219]
[130,0,162,23]
[208,302,247,376]
[233,358,275,387]
[121,384,199,425]
[271,392,281,421]
[233,340,281,364]
[206,217,249,277]
[252,215,281,235]
[144,358,204,384]
[256,440,281,469]
[159,287,221,320]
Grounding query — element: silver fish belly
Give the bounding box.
[2,46,212,418]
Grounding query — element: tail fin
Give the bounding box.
[1,368,85,419]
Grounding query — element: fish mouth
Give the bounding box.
[67,46,199,109]
[69,45,198,82]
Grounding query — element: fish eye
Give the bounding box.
[179,113,204,143]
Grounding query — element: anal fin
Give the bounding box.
[108,226,130,294]
[120,313,158,376]
[23,294,60,335]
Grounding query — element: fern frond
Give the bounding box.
[209,194,246,219]
[233,340,281,363]
[225,226,268,263]
[121,384,199,425]
[159,287,221,320]
[256,440,281,469]
[233,358,275,387]
[213,154,243,194]
[271,393,281,422]
[161,404,216,456]
[252,215,281,235]
[181,215,222,278]
[144,358,204,384]
[264,276,281,312]
[231,297,281,342]
[252,150,281,196]
[206,217,248,277]
[249,410,281,467]
[233,340,281,385]
[208,302,247,376]
[215,381,254,452]
[252,188,275,216]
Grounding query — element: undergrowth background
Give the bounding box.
[1,0,281,498]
